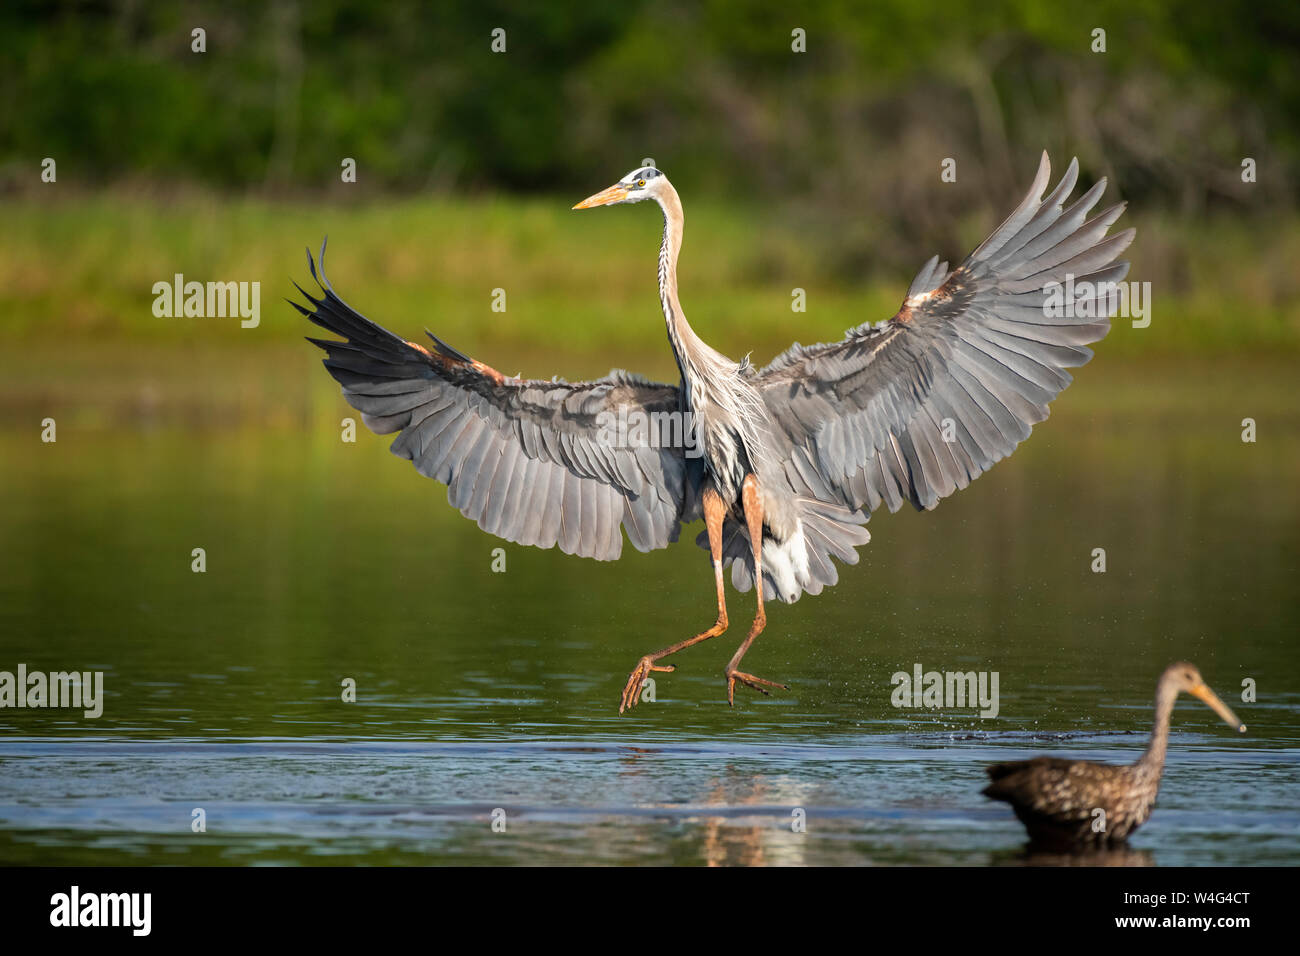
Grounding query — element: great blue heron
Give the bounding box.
[294,152,1133,713]
[983,662,1245,847]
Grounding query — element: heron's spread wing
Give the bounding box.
[756,152,1133,515]
[293,245,695,560]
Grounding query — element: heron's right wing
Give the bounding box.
[755,153,1132,516]
[293,245,697,561]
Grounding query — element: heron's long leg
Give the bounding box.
[724,474,789,706]
[618,486,729,714]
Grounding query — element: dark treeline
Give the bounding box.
[2,0,1295,240]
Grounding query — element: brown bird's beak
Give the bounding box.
[573,184,629,209]
[1189,682,1247,733]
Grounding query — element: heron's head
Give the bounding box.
[573,166,667,209]
[1162,661,1246,733]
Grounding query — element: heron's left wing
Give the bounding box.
[293,244,697,560]
[755,152,1133,516]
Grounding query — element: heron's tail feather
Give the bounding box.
[697,499,870,603]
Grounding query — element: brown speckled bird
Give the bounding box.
[983,662,1246,849]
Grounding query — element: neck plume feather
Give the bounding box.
[656,182,700,374]
[654,182,771,477]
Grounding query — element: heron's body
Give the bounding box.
[295,153,1134,711]
[983,663,1246,849]
[646,174,823,598]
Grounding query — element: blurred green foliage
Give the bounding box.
[2,0,1296,210]
[3,192,1297,356]
[1,1,1297,353]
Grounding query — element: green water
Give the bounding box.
[0,350,1296,865]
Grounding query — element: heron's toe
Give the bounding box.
[724,669,788,706]
[618,656,674,714]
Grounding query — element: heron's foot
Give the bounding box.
[725,668,788,706]
[619,656,675,714]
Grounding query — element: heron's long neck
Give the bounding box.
[1135,678,1178,776]
[656,184,708,395]
[653,183,768,481]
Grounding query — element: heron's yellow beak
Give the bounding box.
[1189,683,1246,733]
[573,184,629,209]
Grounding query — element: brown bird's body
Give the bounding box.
[983,663,1246,849]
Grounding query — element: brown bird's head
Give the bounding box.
[1162,661,1246,733]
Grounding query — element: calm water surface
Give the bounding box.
[0,353,1297,865]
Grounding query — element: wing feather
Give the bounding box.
[295,243,696,559]
[755,153,1132,515]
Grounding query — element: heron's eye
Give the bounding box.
[637,179,646,188]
